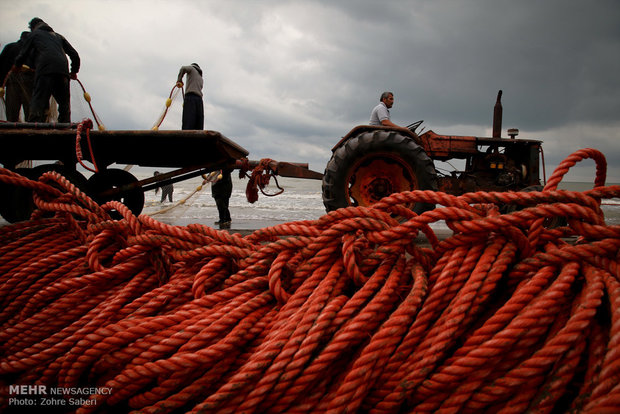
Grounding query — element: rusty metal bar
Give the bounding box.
[101,158,322,199]
[235,159,323,180]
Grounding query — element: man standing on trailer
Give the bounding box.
[176,63,204,130]
[14,17,80,123]
[0,32,34,121]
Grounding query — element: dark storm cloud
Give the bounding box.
[320,0,620,129]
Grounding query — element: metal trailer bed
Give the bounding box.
[0,122,322,222]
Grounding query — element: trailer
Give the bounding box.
[0,120,323,222]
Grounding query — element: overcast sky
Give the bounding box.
[2,0,620,182]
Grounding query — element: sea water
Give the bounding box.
[1,165,619,230]
[137,167,620,230]
[142,171,326,229]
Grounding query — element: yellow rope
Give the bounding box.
[152,83,183,130]
[148,171,220,216]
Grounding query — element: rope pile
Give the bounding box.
[0,148,619,413]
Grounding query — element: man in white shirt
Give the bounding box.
[369,91,404,128]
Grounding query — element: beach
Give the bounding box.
[114,170,620,232]
[141,172,327,232]
[1,168,619,234]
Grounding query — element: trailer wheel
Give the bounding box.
[30,164,89,191]
[0,168,36,223]
[0,165,90,223]
[322,129,437,214]
[87,168,144,217]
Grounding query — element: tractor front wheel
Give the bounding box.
[322,129,437,213]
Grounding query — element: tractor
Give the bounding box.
[0,90,544,224]
[321,90,543,213]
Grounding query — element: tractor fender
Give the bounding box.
[322,128,438,214]
[331,125,423,152]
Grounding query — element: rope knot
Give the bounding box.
[244,158,284,203]
[80,118,94,130]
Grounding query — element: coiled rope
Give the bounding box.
[0,148,619,413]
[240,158,285,204]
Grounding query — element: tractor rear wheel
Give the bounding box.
[322,129,437,213]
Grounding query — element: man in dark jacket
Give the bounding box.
[14,18,80,123]
[0,32,35,121]
[153,171,174,203]
[212,169,233,228]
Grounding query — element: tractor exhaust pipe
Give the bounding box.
[493,90,503,138]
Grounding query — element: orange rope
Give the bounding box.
[75,119,99,173]
[0,148,619,413]
[241,158,285,203]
